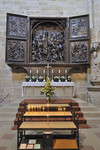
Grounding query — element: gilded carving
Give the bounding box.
[70,41,88,63]
[7,15,27,37]
[7,40,26,61]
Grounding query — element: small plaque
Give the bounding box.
[29,139,36,144]
[19,143,27,149]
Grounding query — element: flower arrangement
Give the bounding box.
[32,76,36,82]
[40,76,56,103]
[67,76,72,82]
[60,76,65,82]
[38,76,44,82]
[54,76,59,82]
[25,76,30,82]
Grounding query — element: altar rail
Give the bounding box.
[22,82,74,97]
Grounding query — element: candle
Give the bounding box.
[65,69,67,74]
[36,70,38,81]
[43,70,45,81]
[65,69,67,81]
[52,69,53,81]
[32,105,33,111]
[43,107,45,111]
[63,107,66,111]
[59,70,61,81]
[52,69,53,74]
[59,70,61,74]
[34,106,36,111]
[43,70,45,74]
[29,70,32,82]
[28,106,30,112]
[39,106,41,111]
[30,70,31,75]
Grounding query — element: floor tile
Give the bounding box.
[1,134,15,140]
[89,123,99,128]
[0,147,7,150]
[95,132,100,138]
[80,145,95,150]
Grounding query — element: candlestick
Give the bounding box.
[36,70,38,82]
[59,70,61,82]
[52,69,53,82]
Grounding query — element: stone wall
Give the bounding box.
[0,0,100,103]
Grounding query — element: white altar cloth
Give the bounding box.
[22,81,74,97]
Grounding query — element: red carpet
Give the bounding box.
[12,99,90,130]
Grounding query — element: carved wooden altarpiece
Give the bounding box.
[6,14,90,67]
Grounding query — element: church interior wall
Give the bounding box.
[0,0,100,105]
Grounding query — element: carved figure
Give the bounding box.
[31,22,65,63]
[70,17,88,38]
[71,41,88,62]
[8,15,26,37]
[8,40,25,61]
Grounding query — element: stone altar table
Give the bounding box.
[22,82,74,98]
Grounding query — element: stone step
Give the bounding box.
[83,111,100,117]
[0,120,14,125]
[86,117,100,123]
[0,112,16,117]
[80,106,99,111]
[7,103,20,107]
[78,102,89,106]
[73,98,89,106]
[0,107,18,112]
[0,114,15,119]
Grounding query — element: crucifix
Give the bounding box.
[45,63,51,78]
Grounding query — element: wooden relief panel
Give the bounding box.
[30,19,67,63]
[69,16,89,39]
[7,39,26,62]
[6,14,27,64]
[70,41,89,63]
[7,14,27,37]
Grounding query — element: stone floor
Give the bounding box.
[0,98,100,150]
